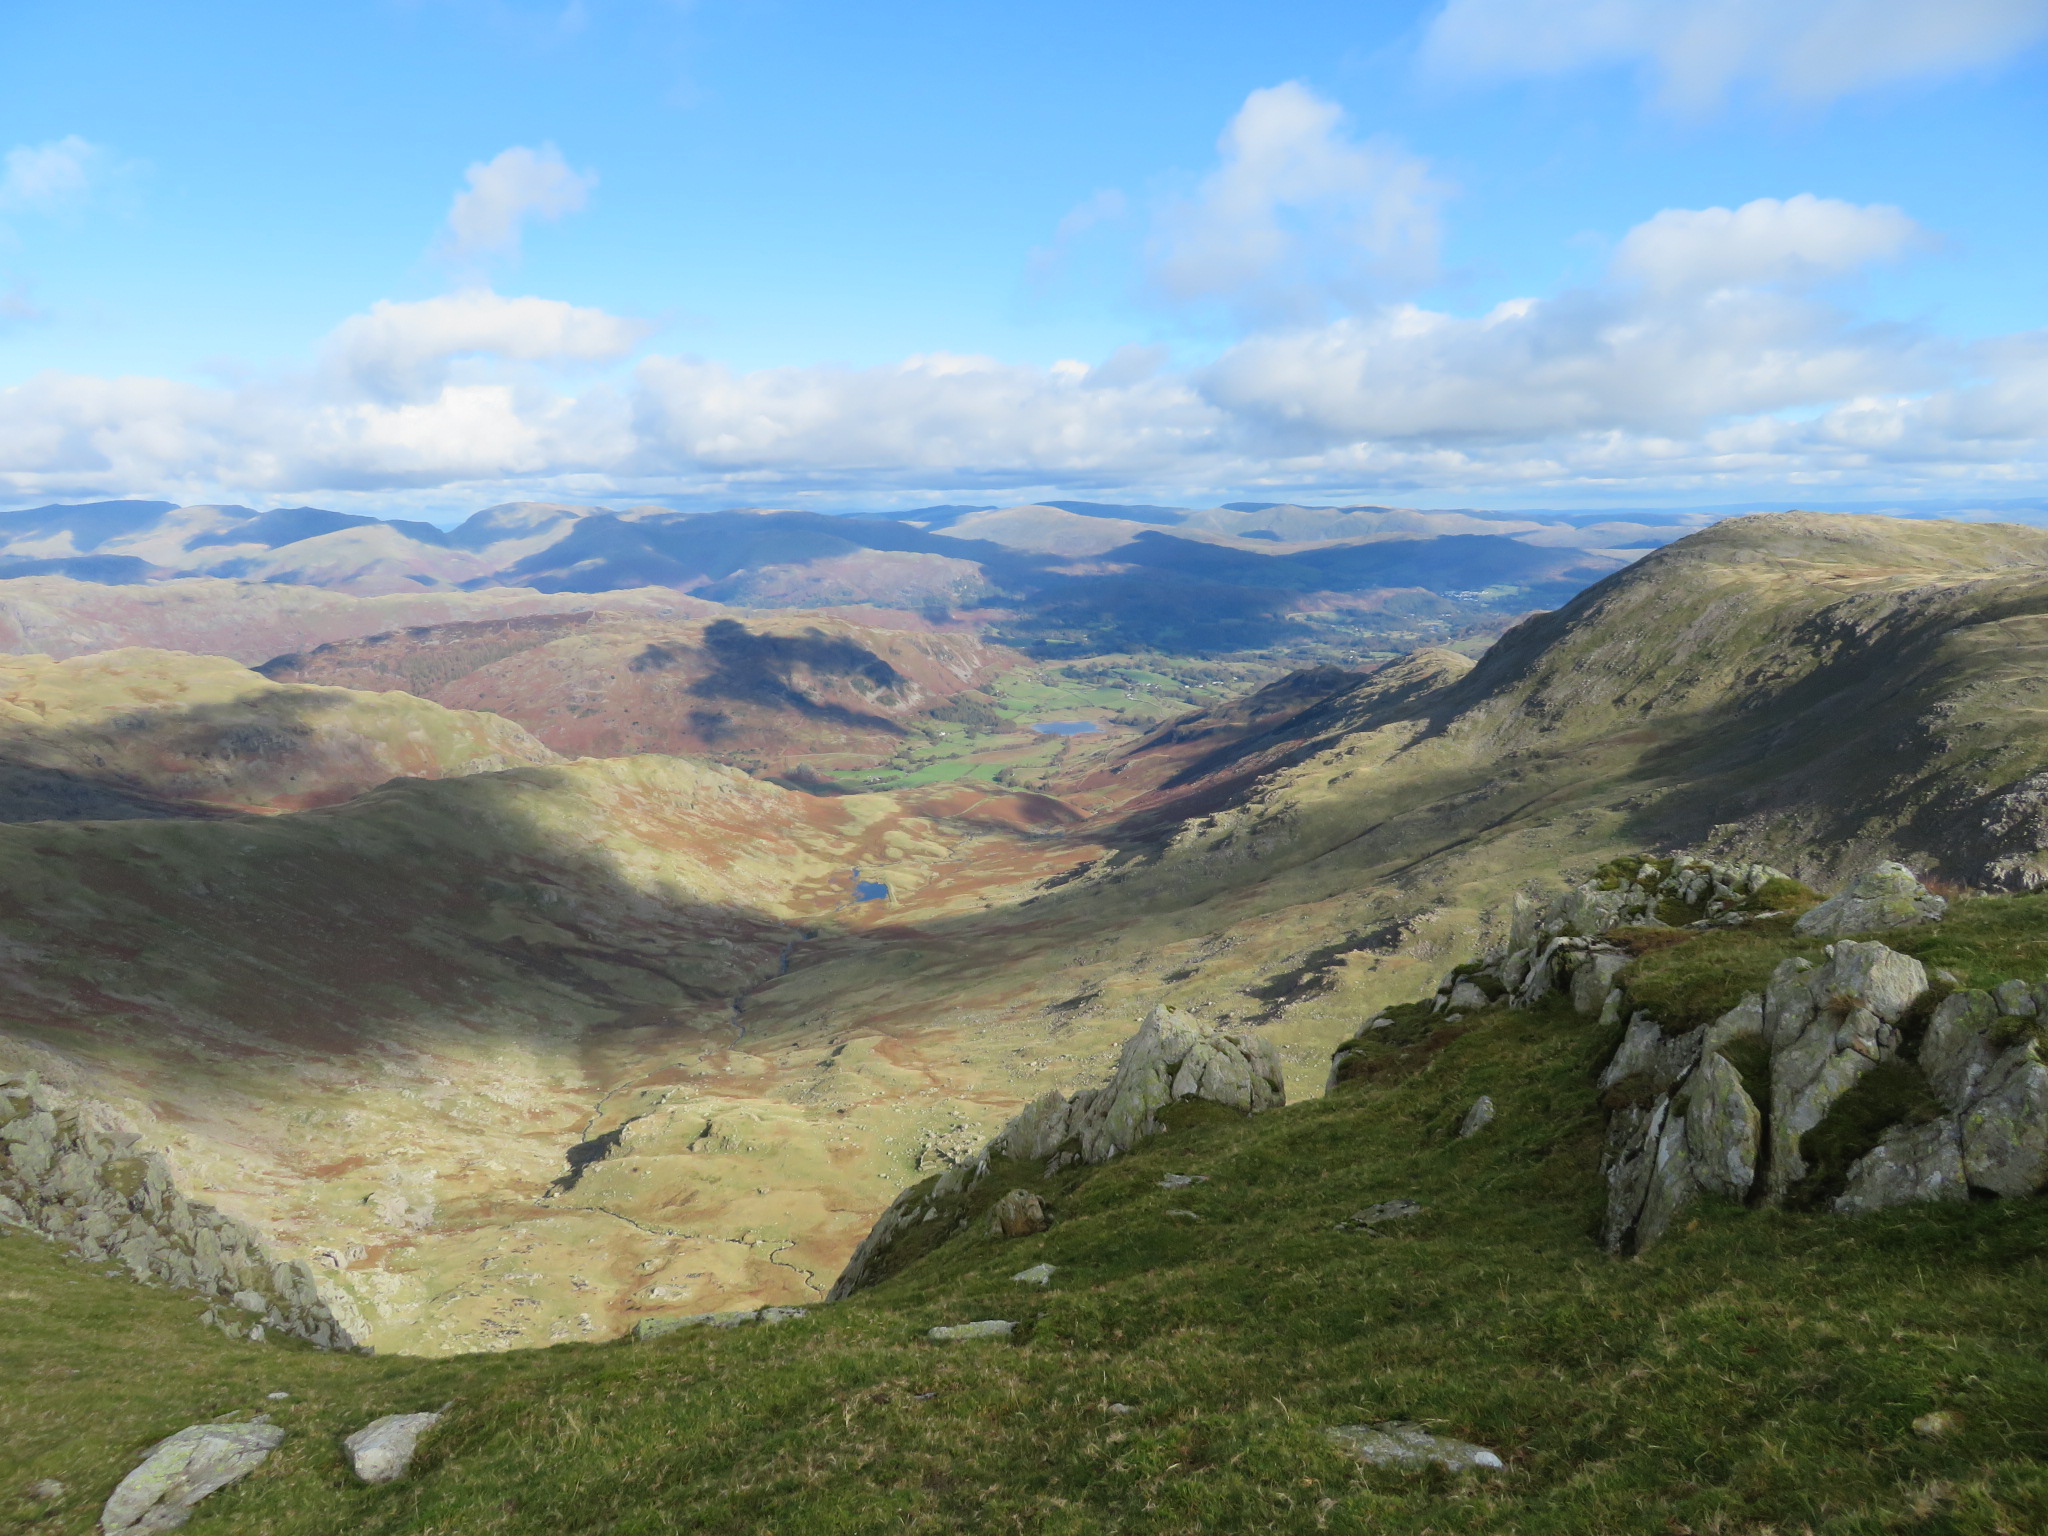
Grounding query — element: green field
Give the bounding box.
[10,895,2048,1534]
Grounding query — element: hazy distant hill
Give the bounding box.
[0,496,1676,654]
[0,575,703,665]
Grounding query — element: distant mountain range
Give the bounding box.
[0,496,1693,655]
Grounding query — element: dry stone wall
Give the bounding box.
[0,1075,360,1348]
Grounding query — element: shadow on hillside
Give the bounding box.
[674,619,909,735]
[0,683,542,822]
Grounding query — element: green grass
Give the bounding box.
[1616,915,1825,1033]
[9,973,2048,1534]
[1881,893,2048,990]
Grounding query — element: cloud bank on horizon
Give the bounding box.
[2,0,2046,512]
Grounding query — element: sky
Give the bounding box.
[2,0,2046,518]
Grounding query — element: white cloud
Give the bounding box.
[630,351,1218,480]
[1203,196,1936,443]
[326,290,650,397]
[1613,195,1925,292]
[3,193,2046,508]
[436,144,596,262]
[1148,83,1447,315]
[1422,0,2048,109]
[0,135,103,212]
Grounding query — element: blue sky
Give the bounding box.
[3,0,2046,515]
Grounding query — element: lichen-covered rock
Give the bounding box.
[1766,942,1927,1199]
[1456,1097,1495,1138]
[1632,1108,1696,1249]
[986,1189,1049,1238]
[1446,980,1491,1012]
[1960,1042,2048,1196]
[1685,1051,1761,1200]
[989,1005,1283,1168]
[1793,862,1946,939]
[1600,1096,1672,1253]
[1570,951,1631,1017]
[1599,1014,1705,1099]
[1834,1119,1967,1214]
[0,1077,355,1350]
[1921,990,2003,1111]
[101,1419,285,1535]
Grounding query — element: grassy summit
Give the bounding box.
[10,899,2048,1532]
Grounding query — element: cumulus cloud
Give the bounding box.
[1422,0,2048,109]
[631,351,1218,480]
[1203,195,1937,444]
[436,144,596,262]
[1148,83,1447,315]
[0,135,104,212]
[3,192,2045,506]
[326,290,650,397]
[1613,195,1926,292]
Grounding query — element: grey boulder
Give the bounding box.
[1794,863,1946,940]
[1456,1097,1495,1138]
[1834,1119,1967,1214]
[342,1409,444,1485]
[1961,1042,2048,1196]
[986,1188,1050,1238]
[101,1419,284,1534]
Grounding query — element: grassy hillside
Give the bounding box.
[9,901,2048,1532]
[0,648,557,817]
[940,512,2048,1061]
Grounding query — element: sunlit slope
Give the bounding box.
[0,647,559,818]
[742,513,2048,1100]
[7,937,2047,1535]
[0,754,1091,1354]
[258,609,1015,773]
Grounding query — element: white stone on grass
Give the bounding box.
[1323,1422,1503,1472]
[928,1319,1015,1342]
[1457,1097,1495,1138]
[342,1409,445,1485]
[1012,1263,1056,1286]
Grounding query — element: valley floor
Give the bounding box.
[9,976,2047,1534]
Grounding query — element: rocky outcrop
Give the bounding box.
[1794,862,1948,939]
[829,1005,1284,1300]
[0,1077,358,1349]
[1324,855,2048,1252]
[988,1005,1283,1170]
